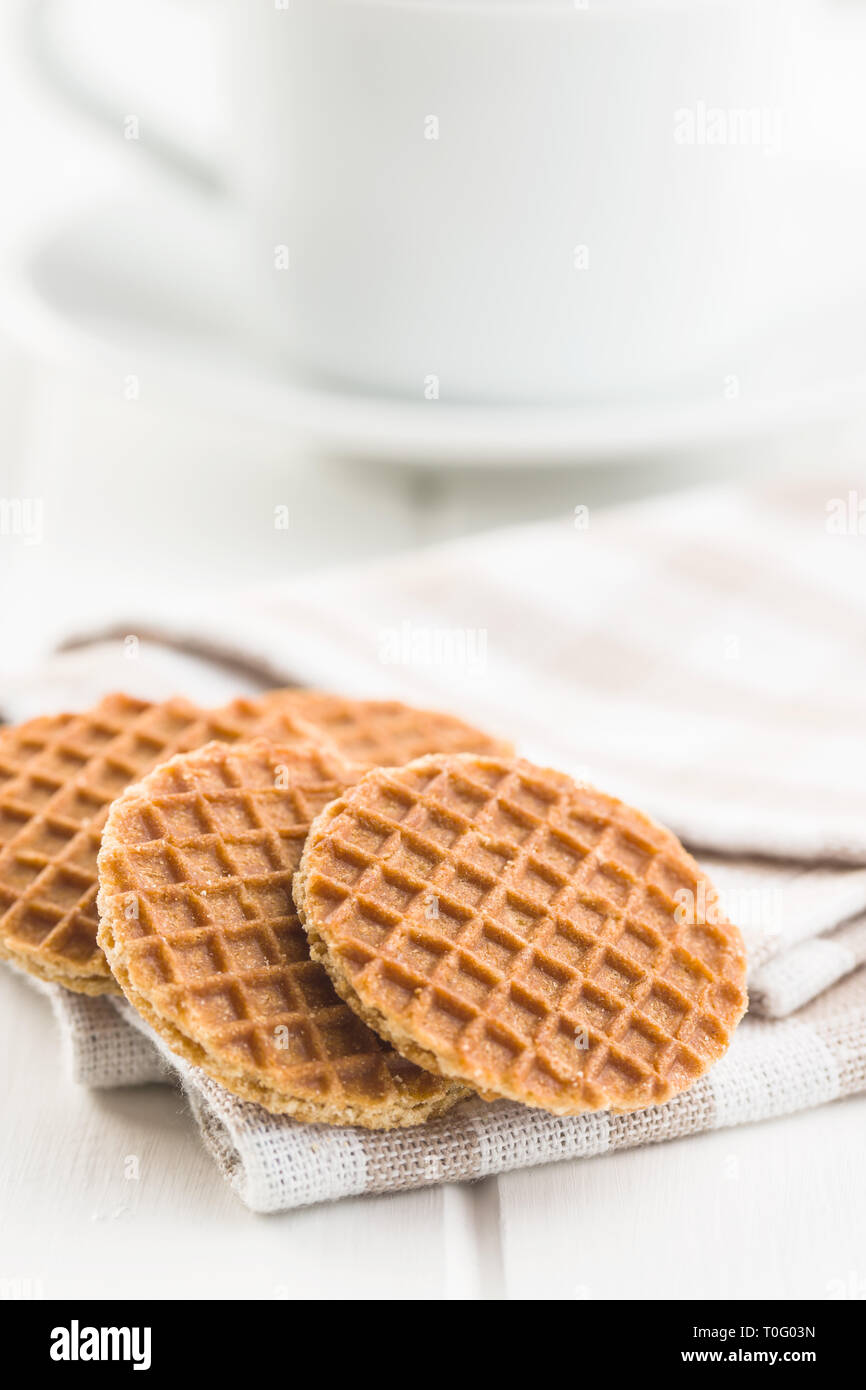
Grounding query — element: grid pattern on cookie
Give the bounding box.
[0,693,322,982]
[100,740,449,1112]
[301,756,749,1113]
[258,691,511,768]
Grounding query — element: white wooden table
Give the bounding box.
[3,967,863,1300]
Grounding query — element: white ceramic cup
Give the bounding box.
[232,0,802,404]
[28,0,804,404]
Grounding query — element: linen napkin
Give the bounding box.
[5,471,866,1210]
[51,970,866,1212]
[77,470,866,864]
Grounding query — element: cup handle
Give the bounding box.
[21,0,225,198]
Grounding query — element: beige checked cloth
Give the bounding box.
[5,471,866,1210]
[50,971,866,1212]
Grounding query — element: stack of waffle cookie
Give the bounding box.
[0,689,748,1129]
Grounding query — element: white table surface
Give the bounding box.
[3,965,864,1301]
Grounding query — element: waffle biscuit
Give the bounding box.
[0,693,331,994]
[295,754,749,1115]
[256,690,512,768]
[97,739,464,1126]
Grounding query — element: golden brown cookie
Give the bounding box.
[97,739,464,1126]
[257,690,512,767]
[295,754,748,1115]
[0,693,331,993]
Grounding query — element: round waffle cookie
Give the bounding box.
[295,754,749,1115]
[256,690,511,768]
[97,738,464,1126]
[0,693,333,994]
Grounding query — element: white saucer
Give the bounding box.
[5,194,866,468]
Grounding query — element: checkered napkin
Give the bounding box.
[8,471,866,1210]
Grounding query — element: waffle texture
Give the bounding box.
[97,739,463,1126]
[295,754,749,1115]
[258,691,511,767]
[0,693,329,993]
